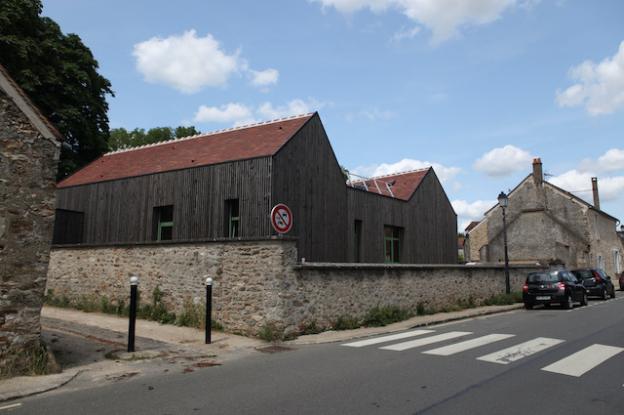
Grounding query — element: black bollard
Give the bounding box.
[128,276,139,352]
[205,277,213,344]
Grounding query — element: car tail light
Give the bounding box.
[523,284,528,293]
[593,271,602,283]
[557,282,565,291]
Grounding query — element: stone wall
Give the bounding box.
[47,239,542,336]
[286,263,541,330]
[47,239,298,335]
[0,87,59,375]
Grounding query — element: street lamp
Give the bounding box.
[498,191,511,294]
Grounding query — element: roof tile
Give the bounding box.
[58,114,313,188]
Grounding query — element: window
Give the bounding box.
[597,255,605,270]
[614,250,622,274]
[354,220,362,262]
[52,209,84,244]
[384,226,402,263]
[225,199,239,237]
[153,205,173,241]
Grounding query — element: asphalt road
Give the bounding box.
[8,294,624,414]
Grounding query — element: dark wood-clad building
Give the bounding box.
[54,113,457,263]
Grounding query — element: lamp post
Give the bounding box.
[498,191,511,294]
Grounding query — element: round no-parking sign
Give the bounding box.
[271,203,293,234]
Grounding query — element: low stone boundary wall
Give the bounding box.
[47,239,544,336]
[46,239,297,335]
[287,263,542,329]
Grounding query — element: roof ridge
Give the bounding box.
[105,112,315,156]
[362,167,430,181]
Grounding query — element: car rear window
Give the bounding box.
[527,272,560,283]
[571,270,593,280]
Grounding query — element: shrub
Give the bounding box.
[332,315,361,330]
[298,320,324,335]
[362,305,412,327]
[482,292,522,306]
[258,322,284,342]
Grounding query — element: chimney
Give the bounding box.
[591,177,600,210]
[532,158,543,186]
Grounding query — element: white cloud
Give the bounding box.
[133,30,241,93]
[580,148,624,173]
[392,26,421,42]
[452,199,497,231]
[474,145,533,177]
[549,170,624,203]
[194,103,253,123]
[250,68,279,88]
[352,158,461,183]
[556,40,624,115]
[133,30,280,93]
[193,98,322,126]
[312,0,531,44]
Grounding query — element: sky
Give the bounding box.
[42,0,624,230]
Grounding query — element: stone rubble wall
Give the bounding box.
[47,240,543,336]
[0,88,59,375]
[47,239,297,335]
[287,263,542,330]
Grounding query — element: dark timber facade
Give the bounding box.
[54,113,457,263]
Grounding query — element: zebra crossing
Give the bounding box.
[342,329,624,378]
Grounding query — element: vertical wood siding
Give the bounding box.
[55,157,273,243]
[346,170,457,263]
[272,114,348,262]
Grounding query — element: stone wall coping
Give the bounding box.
[295,262,544,271]
[51,236,297,250]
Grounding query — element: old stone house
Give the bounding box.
[465,159,623,277]
[0,65,60,375]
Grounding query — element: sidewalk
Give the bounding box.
[0,307,264,403]
[287,303,523,345]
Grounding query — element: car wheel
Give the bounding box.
[601,288,608,300]
[581,292,588,306]
[524,302,533,310]
[610,288,616,299]
[563,295,574,309]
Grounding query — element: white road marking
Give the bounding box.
[0,403,22,411]
[341,329,434,348]
[380,331,472,352]
[477,337,564,364]
[423,334,515,356]
[541,344,624,377]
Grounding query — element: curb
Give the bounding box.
[288,303,523,346]
[0,369,82,403]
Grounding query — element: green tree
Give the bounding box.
[108,126,202,151]
[0,0,113,178]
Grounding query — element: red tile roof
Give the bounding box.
[57,113,314,188]
[464,221,481,232]
[348,168,430,201]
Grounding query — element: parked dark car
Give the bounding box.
[570,268,616,300]
[619,273,624,291]
[523,270,587,309]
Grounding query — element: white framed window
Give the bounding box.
[614,250,622,274]
[597,255,605,270]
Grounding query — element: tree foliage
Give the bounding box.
[109,126,201,151]
[0,0,113,178]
